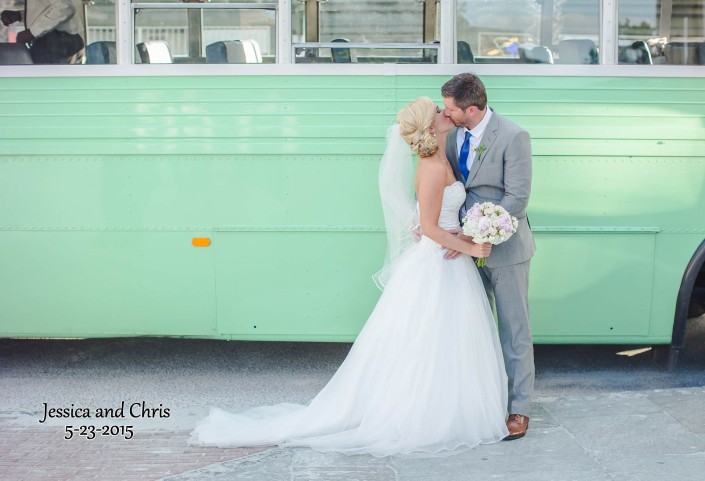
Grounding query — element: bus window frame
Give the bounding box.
[1,63,704,77]
[0,0,703,74]
[127,1,279,64]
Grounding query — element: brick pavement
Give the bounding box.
[0,417,271,481]
[4,389,705,481]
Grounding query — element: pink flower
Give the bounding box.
[461,201,518,267]
[469,203,482,218]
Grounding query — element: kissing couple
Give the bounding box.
[190,73,537,457]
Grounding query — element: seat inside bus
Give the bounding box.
[0,43,33,65]
[206,40,262,64]
[86,41,117,64]
[618,41,652,64]
[136,41,174,64]
[558,39,599,64]
[664,42,705,65]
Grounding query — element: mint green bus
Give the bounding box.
[1,1,703,369]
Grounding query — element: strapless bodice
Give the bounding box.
[433,181,466,230]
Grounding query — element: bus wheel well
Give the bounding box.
[688,268,705,319]
[666,239,705,371]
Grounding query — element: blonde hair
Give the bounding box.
[396,96,438,158]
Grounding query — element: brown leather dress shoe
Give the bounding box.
[505,414,529,440]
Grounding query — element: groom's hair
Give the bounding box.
[441,73,487,111]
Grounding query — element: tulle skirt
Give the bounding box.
[190,236,509,457]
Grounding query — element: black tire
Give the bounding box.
[688,286,705,319]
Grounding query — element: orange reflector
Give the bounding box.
[192,237,211,247]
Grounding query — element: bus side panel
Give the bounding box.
[650,234,705,340]
[213,231,382,341]
[0,75,395,339]
[1,74,704,342]
[0,231,216,337]
[529,232,654,338]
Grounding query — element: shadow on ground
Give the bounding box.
[1,315,704,399]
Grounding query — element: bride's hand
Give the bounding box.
[468,242,492,259]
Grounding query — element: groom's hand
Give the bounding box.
[410,224,423,242]
[443,228,466,260]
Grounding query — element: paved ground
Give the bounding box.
[1,317,705,480]
[164,388,705,481]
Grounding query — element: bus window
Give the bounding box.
[131,0,275,64]
[618,0,705,65]
[0,0,91,65]
[456,0,600,64]
[293,0,439,63]
[85,0,117,64]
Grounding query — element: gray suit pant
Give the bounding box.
[479,260,534,416]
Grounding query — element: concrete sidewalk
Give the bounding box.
[2,387,705,481]
[3,331,705,480]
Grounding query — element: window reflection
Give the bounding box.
[2,0,702,66]
[132,0,272,3]
[0,0,116,65]
[0,0,87,64]
[318,0,424,43]
[133,6,275,64]
[619,0,705,65]
[85,0,116,64]
[293,0,437,64]
[456,0,600,64]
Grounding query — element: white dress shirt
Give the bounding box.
[455,108,493,164]
[456,109,492,217]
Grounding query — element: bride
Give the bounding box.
[190,97,509,457]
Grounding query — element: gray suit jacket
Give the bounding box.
[446,109,536,268]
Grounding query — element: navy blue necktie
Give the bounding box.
[458,131,471,180]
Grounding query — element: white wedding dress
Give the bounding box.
[190,181,509,457]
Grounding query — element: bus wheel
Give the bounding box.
[652,345,680,371]
[688,284,705,319]
[670,239,705,371]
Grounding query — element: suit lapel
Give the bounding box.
[445,128,464,183]
[466,109,499,187]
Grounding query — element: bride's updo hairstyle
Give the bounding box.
[396,96,438,158]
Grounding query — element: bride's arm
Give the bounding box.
[417,163,490,259]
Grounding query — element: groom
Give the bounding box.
[441,73,536,440]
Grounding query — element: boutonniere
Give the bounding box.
[472,144,486,161]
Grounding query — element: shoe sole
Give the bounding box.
[503,432,526,441]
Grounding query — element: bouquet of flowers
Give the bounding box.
[461,202,518,267]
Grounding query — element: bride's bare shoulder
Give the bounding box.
[417,155,447,179]
[415,156,447,192]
